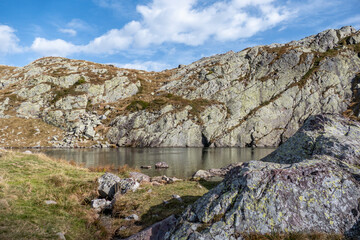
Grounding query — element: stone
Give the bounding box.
[155,162,169,169]
[125,214,139,221]
[192,163,244,180]
[91,199,112,212]
[44,200,57,205]
[129,172,151,183]
[97,172,121,199]
[192,169,214,180]
[172,195,182,202]
[165,114,360,239]
[122,215,177,240]
[56,232,66,240]
[151,176,166,184]
[23,150,32,154]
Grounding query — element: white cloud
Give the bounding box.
[67,19,91,31]
[30,38,78,56]
[0,25,22,54]
[30,0,290,57]
[59,28,77,36]
[115,60,171,71]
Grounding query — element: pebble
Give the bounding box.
[44,200,57,205]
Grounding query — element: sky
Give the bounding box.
[0,0,359,71]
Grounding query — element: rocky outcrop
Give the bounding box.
[108,26,360,147]
[0,27,360,147]
[165,114,360,239]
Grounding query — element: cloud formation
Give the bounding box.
[29,0,290,56]
[31,38,78,56]
[59,28,77,36]
[116,60,170,71]
[0,25,22,54]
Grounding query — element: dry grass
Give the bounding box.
[0,117,65,148]
[88,164,140,178]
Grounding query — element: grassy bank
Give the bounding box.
[0,150,214,239]
[0,150,105,240]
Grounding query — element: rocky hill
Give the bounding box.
[0,26,360,148]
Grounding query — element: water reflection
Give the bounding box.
[38,148,275,178]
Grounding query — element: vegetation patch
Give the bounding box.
[0,151,106,240]
[50,77,87,104]
[112,180,216,238]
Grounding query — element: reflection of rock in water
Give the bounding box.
[38,147,275,178]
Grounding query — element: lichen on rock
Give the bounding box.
[165,114,360,239]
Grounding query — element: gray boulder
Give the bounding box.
[166,114,360,239]
[98,172,122,199]
[192,163,244,180]
[155,162,169,169]
[129,172,151,183]
[98,172,139,199]
[91,198,112,212]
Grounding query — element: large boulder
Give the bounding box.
[97,172,139,199]
[165,114,360,239]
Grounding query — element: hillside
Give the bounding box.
[0,26,360,148]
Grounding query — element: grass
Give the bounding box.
[0,150,106,240]
[112,180,214,238]
[0,117,64,148]
[0,150,217,239]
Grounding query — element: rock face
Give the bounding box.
[108,26,360,147]
[165,114,360,239]
[0,27,360,147]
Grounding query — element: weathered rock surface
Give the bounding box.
[0,27,360,147]
[97,172,139,199]
[108,26,360,147]
[91,199,113,213]
[192,163,244,179]
[121,215,177,240]
[165,114,360,239]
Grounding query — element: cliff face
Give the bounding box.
[0,26,360,147]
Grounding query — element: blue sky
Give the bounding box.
[0,0,359,71]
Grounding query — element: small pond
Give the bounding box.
[37,148,276,178]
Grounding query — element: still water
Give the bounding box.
[38,148,276,178]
